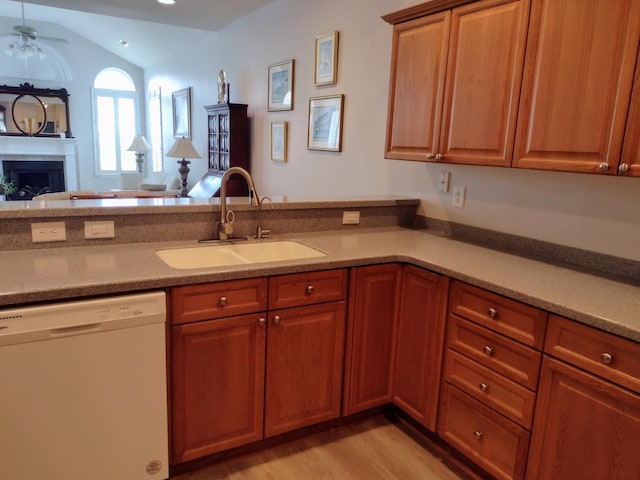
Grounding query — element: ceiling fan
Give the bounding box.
[4,2,69,59]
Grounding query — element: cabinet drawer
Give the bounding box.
[268,269,348,309]
[545,314,640,394]
[438,383,529,480]
[171,278,268,325]
[450,281,547,348]
[443,349,535,429]
[447,315,542,389]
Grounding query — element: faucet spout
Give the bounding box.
[218,167,259,240]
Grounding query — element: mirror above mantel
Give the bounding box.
[0,83,72,138]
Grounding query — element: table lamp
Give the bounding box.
[166,137,201,197]
[127,135,152,173]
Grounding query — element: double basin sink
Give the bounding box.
[156,240,326,269]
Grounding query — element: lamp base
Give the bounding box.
[135,153,145,173]
[177,159,191,197]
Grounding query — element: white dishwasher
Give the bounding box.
[0,291,169,480]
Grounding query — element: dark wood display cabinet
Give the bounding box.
[189,103,250,197]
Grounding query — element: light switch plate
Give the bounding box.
[438,171,450,193]
[84,220,115,239]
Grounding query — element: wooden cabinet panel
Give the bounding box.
[439,383,530,480]
[385,12,450,161]
[443,349,535,428]
[513,0,640,173]
[526,357,640,479]
[171,278,268,325]
[171,313,266,463]
[393,266,449,430]
[620,53,640,177]
[264,302,346,437]
[268,269,348,310]
[344,264,401,414]
[439,0,529,166]
[449,280,547,348]
[545,314,640,394]
[447,315,542,389]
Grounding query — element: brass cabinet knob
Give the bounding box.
[483,345,494,356]
[598,162,609,171]
[488,307,498,319]
[474,431,483,440]
[600,352,613,365]
[479,383,489,393]
[258,317,266,327]
[426,153,435,160]
[273,315,281,324]
[435,153,443,160]
[219,296,228,307]
[306,285,315,295]
[618,163,630,174]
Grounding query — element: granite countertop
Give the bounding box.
[1,226,638,343]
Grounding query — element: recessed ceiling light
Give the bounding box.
[119,39,129,47]
[157,0,176,5]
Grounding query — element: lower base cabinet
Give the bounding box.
[526,357,640,479]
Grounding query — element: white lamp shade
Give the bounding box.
[127,135,151,152]
[166,137,201,159]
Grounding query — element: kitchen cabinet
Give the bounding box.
[384,0,529,167]
[343,264,401,415]
[170,270,347,463]
[438,280,547,480]
[526,315,640,479]
[513,0,640,174]
[620,54,640,177]
[170,278,268,463]
[393,265,449,431]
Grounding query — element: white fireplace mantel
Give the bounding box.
[0,136,79,190]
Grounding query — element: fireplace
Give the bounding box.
[2,160,65,200]
[0,136,79,199]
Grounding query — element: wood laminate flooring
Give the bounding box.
[173,415,466,480]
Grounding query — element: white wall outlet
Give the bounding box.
[84,220,115,239]
[342,211,360,225]
[452,185,466,208]
[438,171,450,193]
[31,222,67,243]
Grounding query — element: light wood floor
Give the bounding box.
[173,415,466,480]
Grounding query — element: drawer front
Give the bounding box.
[450,281,547,348]
[545,314,640,394]
[443,349,536,429]
[447,315,542,389]
[171,277,268,325]
[438,383,529,480]
[268,269,348,309]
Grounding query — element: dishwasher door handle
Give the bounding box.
[50,323,102,336]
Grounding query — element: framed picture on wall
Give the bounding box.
[314,31,339,86]
[268,60,294,111]
[172,87,191,139]
[307,94,344,152]
[270,121,287,162]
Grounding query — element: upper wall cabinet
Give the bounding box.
[513,0,640,175]
[620,55,640,177]
[384,0,530,166]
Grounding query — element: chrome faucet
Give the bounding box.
[218,167,259,240]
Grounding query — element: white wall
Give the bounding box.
[146,0,636,262]
[0,16,145,193]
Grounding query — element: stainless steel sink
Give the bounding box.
[156,240,326,269]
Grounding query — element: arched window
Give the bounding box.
[92,68,139,174]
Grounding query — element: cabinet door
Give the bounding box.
[439,0,529,166]
[393,266,449,431]
[526,357,640,479]
[620,54,640,177]
[171,313,266,463]
[264,301,346,438]
[344,264,401,414]
[513,0,640,174]
[385,11,450,161]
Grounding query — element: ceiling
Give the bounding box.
[0,0,276,68]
